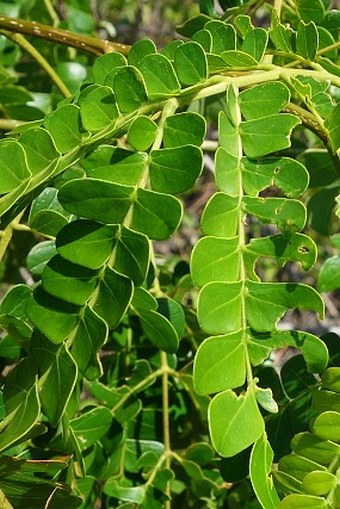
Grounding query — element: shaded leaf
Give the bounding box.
[26,286,80,344]
[250,436,281,509]
[44,104,83,153]
[114,66,148,112]
[174,41,208,85]
[31,332,77,426]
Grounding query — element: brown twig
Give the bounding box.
[0,15,130,56]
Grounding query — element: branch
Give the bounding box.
[0,30,71,97]
[0,15,130,56]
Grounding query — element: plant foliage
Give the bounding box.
[0,0,339,507]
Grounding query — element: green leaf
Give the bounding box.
[30,332,77,426]
[26,286,80,344]
[313,411,340,442]
[191,236,239,286]
[246,234,317,271]
[291,432,340,466]
[163,112,206,148]
[156,297,185,338]
[138,309,179,353]
[243,196,307,234]
[296,0,325,23]
[0,284,32,320]
[241,28,268,62]
[298,149,336,188]
[0,140,31,193]
[215,149,240,196]
[114,227,150,285]
[205,21,237,53]
[92,52,127,86]
[246,281,324,331]
[313,389,340,413]
[193,330,246,394]
[192,29,212,51]
[132,188,183,240]
[71,306,108,380]
[278,494,328,508]
[42,255,99,306]
[201,193,238,237]
[0,181,30,217]
[250,436,281,509]
[308,187,339,235]
[56,220,118,270]
[160,40,184,59]
[30,210,68,238]
[114,66,148,112]
[176,14,212,38]
[301,470,335,496]
[209,389,264,457]
[174,41,208,85]
[127,116,157,151]
[317,26,337,61]
[270,11,294,52]
[222,50,258,67]
[137,54,180,98]
[128,39,157,67]
[44,104,83,153]
[240,114,301,158]
[279,453,325,481]
[249,329,328,374]
[255,388,279,414]
[321,367,340,392]
[239,82,290,120]
[0,358,40,453]
[149,145,203,194]
[296,21,319,61]
[325,103,340,152]
[83,146,148,186]
[104,481,145,504]
[58,179,134,223]
[131,287,157,312]
[79,85,118,132]
[19,128,59,175]
[93,267,133,328]
[70,406,113,450]
[317,256,340,292]
[198,282,242,334]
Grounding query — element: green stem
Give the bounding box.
[274,0,283,19]
[234,87,254,385]
[0,31,71,98]
[284,102,327,143]
[161,351,172,509]
[0,118,24,131]
[0,488,14,509]
[110,365,176,415]
[317,41,340,57]
[0,15,130,56]
[0,211,25,263]
[42,0,59,26]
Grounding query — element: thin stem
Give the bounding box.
[0,31,71,97]
[0,118,24,131]
[0,15,130,56]
[284,102,327,143]
[42,0,59,26]
[161,350,172,509]
[110,365,176,415]
[317,40,340,56]
[274,0,283,19]
[0,211,25,263]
